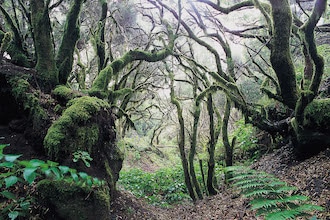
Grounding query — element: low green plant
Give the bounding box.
[0,144,104,220]
[72,150,93,167]
[232,119,258,159]
[118,166,191,207]
[225,166,324,220]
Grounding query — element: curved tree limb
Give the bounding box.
[56,0,85,85]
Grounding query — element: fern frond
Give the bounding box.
[245,189,272,197]
[250,198,279,210]
[237,182,265,190]
[266,209,301,220]
[273,186,297,194]
[281,195,309,203]
[295,204,324,212]
[228,166,325,219]
[229,172,255,179]
[233,179,259,186]
[223,166,247,172]
[267,180,287,187]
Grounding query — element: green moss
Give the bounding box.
[8,77,48,129]
[0,32,12,52]
[303,98,330,130]
[44,96,109,159]
[91,65,113,92]
[104,160,115,192]
[75,124,99,153]
[36,179,110,220]
[52,85,80,104]
[54,104,63,114]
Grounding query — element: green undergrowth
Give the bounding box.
[118,167,191,207]
[225,166,324,220]
[118,164,223,207]
[0,144,105,220]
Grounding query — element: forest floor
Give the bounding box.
[110,145,330,220]
[1,126,329,219]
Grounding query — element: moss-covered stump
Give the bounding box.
[44,96,123,195]
[36,180,111,220]
[292,98,330,158]
[5,75,52,151]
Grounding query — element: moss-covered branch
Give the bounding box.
[300,0,326,97]
[91,22,175,95]
[56,0,84,85]
[0,6,30,66]
[158,0,227,81]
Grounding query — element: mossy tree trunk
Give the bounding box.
[269,0,298,109]
[169,70,197,202]
[30,0,58,91]
[189,76,203,200]
[206,95,218,195]
[223,97,233,168]
[292,0,327,157]
[96,0,108,72]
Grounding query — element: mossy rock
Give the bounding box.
[36,180,111,220]
[303,98,330,131]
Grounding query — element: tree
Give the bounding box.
[160,0,329,160]
[0,0,178,217]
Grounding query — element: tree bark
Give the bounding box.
[206,95,218,195]
[30,0,58,91]
[269,0,298,109]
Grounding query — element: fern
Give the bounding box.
[266,209,301,220]
[226,166,324,220]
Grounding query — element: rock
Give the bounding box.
[36,180,111,220]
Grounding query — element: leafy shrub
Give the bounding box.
[0,144,104,220]
[119,163,224,207]
[225,166,324,220]
[231,119,260,161]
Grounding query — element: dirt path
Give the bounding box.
[110,146,330,220]
[110,187,260,220]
